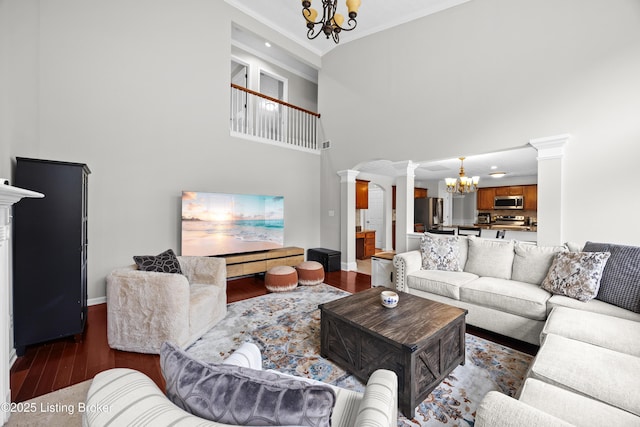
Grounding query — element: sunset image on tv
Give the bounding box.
[181,191,284,256]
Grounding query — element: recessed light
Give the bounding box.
[265,42,272,48]
[490,172,507,178]
[490,165,498,170]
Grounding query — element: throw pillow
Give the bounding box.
[541,251,611,302]
[133,249,182,274]
[463,237,515,280]
[420,233,461,271]
[511,243,568,285]
[160,342,336,427]
[583,242,640,313]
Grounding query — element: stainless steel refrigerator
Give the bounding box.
[415,197,444,231]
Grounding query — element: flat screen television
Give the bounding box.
[181,191,284,256]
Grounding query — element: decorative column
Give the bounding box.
[337,170,359,271]
[529,134,570,246]
[393,161,419,254]
[0,183,43,423]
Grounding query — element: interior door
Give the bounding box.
[365,185,385,249]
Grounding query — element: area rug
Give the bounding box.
[186,284,533,426]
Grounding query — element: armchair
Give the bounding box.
[106,256,227,354]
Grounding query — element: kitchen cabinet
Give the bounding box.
[477,188,495,211]
[414,187,428,198]
[356,230,376,259]
[13,157,90,356]
[523,184,537,210]
[356,179,369,209]
[494,186,524,196]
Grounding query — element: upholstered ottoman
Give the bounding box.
[295,261,324,286]
[265,266,298,292]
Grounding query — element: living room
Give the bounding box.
[1,0,639,425]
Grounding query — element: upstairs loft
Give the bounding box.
[230,84,322,154]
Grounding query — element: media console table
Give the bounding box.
[222,246,304,278]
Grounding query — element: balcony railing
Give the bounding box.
[230,84,321,153]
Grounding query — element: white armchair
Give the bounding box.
[83,342,398,427]
[106,256,227,354]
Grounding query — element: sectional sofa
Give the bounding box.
[393,234,640,426]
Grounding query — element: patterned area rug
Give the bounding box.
[186,284,533,426]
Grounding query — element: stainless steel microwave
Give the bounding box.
[494,195,524,209]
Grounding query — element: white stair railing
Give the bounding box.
[230,84,320,152]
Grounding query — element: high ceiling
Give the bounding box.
[226,0,472,57]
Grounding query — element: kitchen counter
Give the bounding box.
[474,223,537,232]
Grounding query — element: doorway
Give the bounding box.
[364,185,385,249]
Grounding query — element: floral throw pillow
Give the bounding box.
[420,233,461,271]
[541,251,611,301]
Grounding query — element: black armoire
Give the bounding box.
[13,157,90,356]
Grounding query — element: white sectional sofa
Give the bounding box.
[393,234,640,345]
[394,233,640,426]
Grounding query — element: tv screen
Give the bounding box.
[181,191,284,256]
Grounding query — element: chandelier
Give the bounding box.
[445,157,480,194]
[302,0,361,44]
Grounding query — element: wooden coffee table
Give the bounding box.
[319,287,467,418]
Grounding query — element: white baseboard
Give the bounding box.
[342,261,358,271]
[88,296,106,306]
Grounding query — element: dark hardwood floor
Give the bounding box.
[10,269,537,403]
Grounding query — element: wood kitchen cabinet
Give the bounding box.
[414,187,428,198]
[476,188,495,210]
[523,184,537,210]
[494,186,524,196]
[356,230,376,259]
[356,179,369,209]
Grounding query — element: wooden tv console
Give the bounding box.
[222,246,304,278]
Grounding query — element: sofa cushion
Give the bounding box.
[160,342,336,427]
[133,248,183,274]
[420,233,462,271]
[547,294,640,322]
[528,334,640,416]
[464,237,515,280]
[583,241,640,313]
[459,277,550,321]
[540,251,610,301]
[511,243,567,285]
[542,307,640,356]
[407,270,478,300]
[519,378,640,427]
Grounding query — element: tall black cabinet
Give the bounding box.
[13,157,90,356]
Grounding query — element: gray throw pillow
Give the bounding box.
[420,233,461,271]
[463,237,515,279]
[511,243,568,285]
[160,342,336,427]
[583,241,640,313]
[541,252,611,302]
[133,248,182,274]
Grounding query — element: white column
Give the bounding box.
[529,134,570,246]
[337,170,359,271]
[393,161,419,254]
[0,184,43,423]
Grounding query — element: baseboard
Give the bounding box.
[342,261,358,271]
[88,296,106,306]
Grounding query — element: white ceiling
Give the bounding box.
[356,147,539,182]
[226,0,472,57]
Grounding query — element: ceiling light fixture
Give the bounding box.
[489,171,507,178]
[445,157,480,195]
[302,0,361,44]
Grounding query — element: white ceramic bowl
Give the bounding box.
[380,291,399,308]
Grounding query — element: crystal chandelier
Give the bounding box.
[445,157,480,194]
[302,0,361,44]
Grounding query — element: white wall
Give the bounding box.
[319,0,640,250]
[2,0,323,300]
